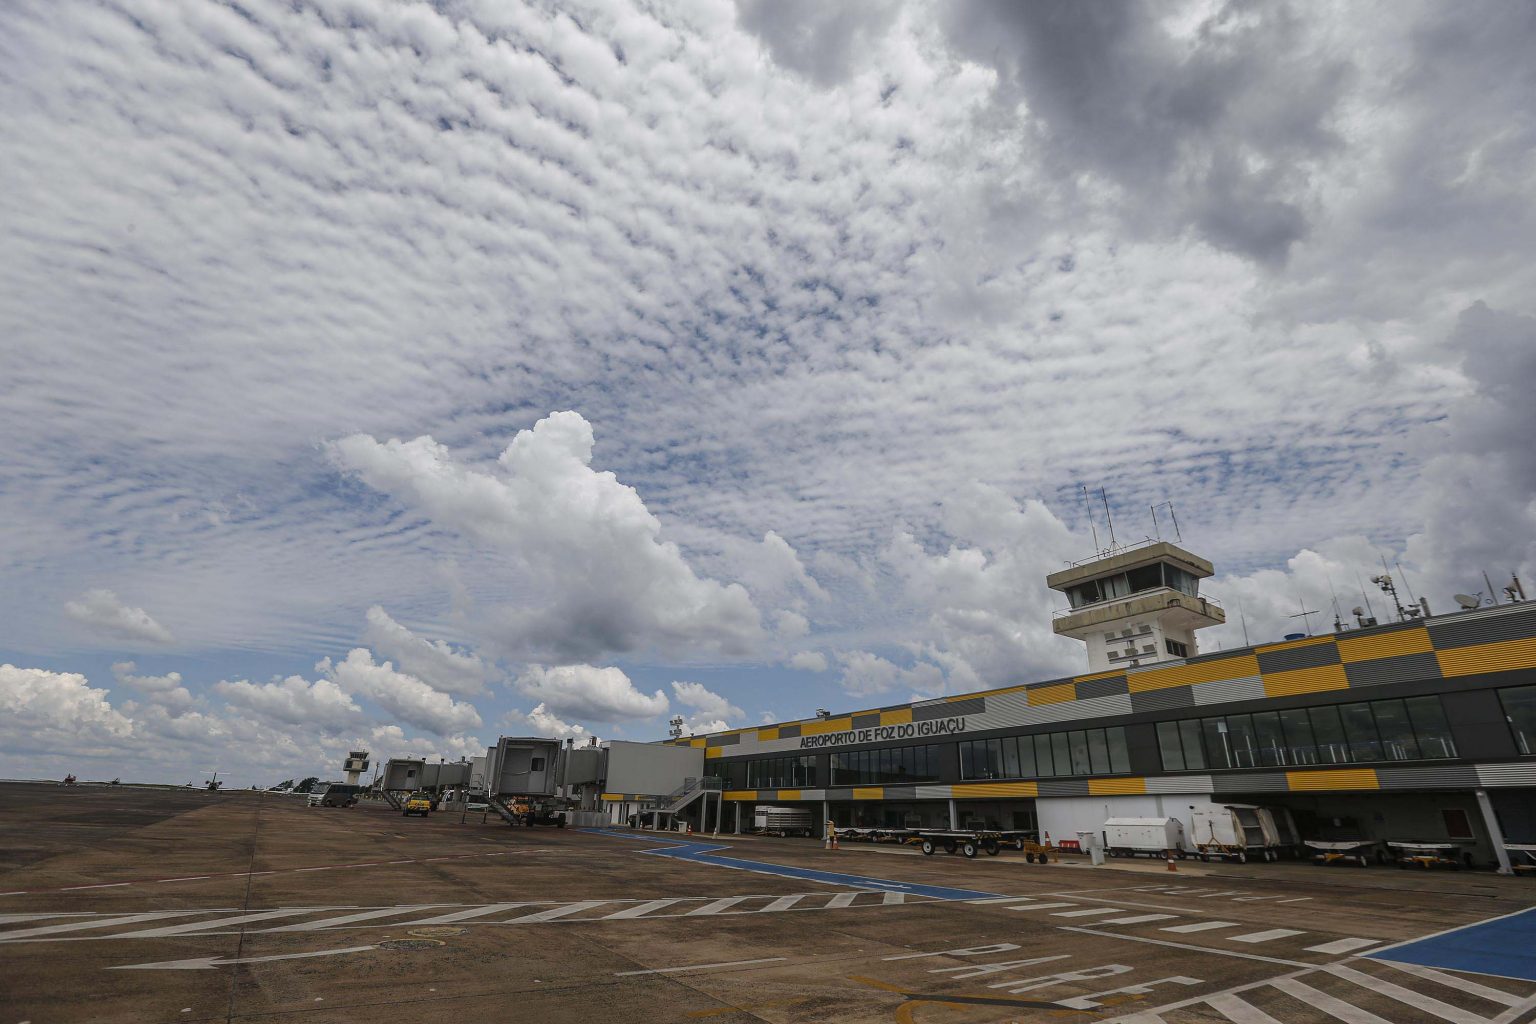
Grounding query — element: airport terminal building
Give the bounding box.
[622,541,1536,871]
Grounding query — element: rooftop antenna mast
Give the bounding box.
[1372,557,1414,621]
[1325,572,1346,632]
[1289,597,1321,636]
[1484,570,1502,605]
[1354,570,1377,621]
[1236,596,1251,646]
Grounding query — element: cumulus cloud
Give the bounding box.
[786,650,828,673]
[213,674,363,729]
[671,681,744,724]
[111,661,195,714]
[362,605,493,697]
[331,412,763,662]
[503,703,590,741]
[0,664,135,755]
[513,663,668,723]
[64,589,174,645]
[322,649,483,736]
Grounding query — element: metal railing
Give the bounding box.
[1052,587,1222,620]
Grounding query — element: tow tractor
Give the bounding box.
[512,796,570,828]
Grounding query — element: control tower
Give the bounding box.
[1047,541,1225,672]
[342,750,370,786]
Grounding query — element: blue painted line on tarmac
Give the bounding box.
[1367,906,1536,982]
[583,829,1001,901]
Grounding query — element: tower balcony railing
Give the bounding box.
[1052,586,1223,620]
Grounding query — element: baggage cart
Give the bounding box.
[907,828,1055,861]
[1304,839,1382,867]
[1388,841,1472,869]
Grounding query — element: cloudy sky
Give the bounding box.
[2,0,1532,786]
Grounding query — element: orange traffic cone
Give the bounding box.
[1165,849,1178,872]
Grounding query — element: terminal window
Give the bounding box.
[958,726,1130,780]
[1500,685,1536,754]
[831,744,942,786]
[1156,694,1457,771]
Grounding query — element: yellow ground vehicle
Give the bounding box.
[402,792,432,817]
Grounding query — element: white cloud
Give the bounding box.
[787,650,828,673]
[111,661,195,714]
[64,589,174,645]
[323,649,483,736]
[362,605,492,697]
[0,664,135,755]
[773,610,810,640]
[213,674,363,728]
[514,663,669,723]
[670,681,744,724]
[330,413,763,663]
[503,703,590,741]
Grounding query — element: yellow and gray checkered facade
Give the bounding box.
[661,603,1536,803]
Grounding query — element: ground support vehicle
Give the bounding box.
[1304,839,1382,867]
[837,827,918,844]
[1103,817,1187,859]
[402,792,432,817]
[1388,841,1473,869]
[1505,845,1536,875]
[1189,804,1285,863]
[906,828,1054,860]
[516,798,569,827]
[753,805,815,837]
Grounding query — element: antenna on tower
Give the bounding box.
[1355,570,1377,621]
[667,715,684,740]
[1100,487,1117,549]
[1149,500,1183,544]
[1080,484,1101,553]
[1236,596,1251,647]
[1484,570,1502,605]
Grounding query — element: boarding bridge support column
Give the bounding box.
[1476,788,1514,875]
[948,799,959,830]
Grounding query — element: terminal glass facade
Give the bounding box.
[1156,694,1457,771]
[1501,685,1536,754]
[959,726,1130,780]
[831,744,942,785]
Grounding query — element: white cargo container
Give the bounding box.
[1189,803,1284,862]
[1103,817,1186,858]
[753,805,814,837]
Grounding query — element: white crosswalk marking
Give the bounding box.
[1207,992,1286,1024]
[967,896,1035,905]
[1230,929,1306,944]
[1008,902,1077,911]
[1051,908,1123,918]
[686,896,756,916]
[0,912,200,941]
[1378,962,1524,1007]
[1305,937,1380,955]
[1269,976,1394,1024]
[116,909,315,938]
[881,892,907,905]
[604,899,686,920]
[826,892,858,909]
[395,904,528,926]
[267,906,447,932]
[761,895,805,913]
[1097,914,1177,925]
[504,901,608,923]
[1322,964,1493,1024]
[1162,921,1240,933]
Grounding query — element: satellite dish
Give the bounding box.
[1351,606,1365,617]
[1454,593,1481,610]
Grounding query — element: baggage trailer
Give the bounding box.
[907,828,1056,861]
[1304,839,1382,867]
[1388,841,1473,869]
[1103,817,1187,859]
[753,805,815,837]
[1190,804,1285,863]
[1504,845,1536,875]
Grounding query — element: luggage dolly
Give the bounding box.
[906,828,1056,861]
